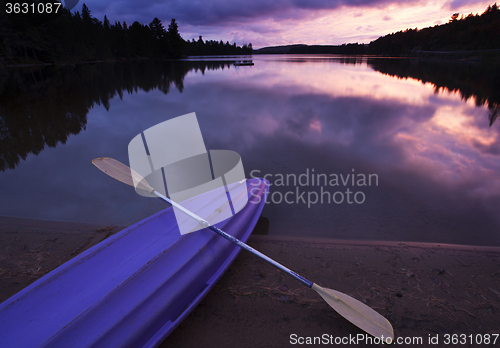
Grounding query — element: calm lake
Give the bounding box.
[1,55,499,246]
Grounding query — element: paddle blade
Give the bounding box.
[92,157,154,194]
[312,283,394,343]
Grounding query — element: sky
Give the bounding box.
[73,0,493,48]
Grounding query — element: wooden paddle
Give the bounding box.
[92,157,394,343]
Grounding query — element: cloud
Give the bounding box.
[245,23,284,34]
[77,0,485,47]
[82,0,420,27]
[445,0,490,11]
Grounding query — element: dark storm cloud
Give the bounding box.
[446,0,489,11]
[83,0,420,26]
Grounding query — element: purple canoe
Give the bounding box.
[0,178,269,348]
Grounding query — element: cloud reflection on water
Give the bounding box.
[181,58,500,245]
[0,57,499,245]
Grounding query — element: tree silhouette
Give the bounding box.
[149,18,166,40]
[167,19,184,57]
[185,36,253,55]
[0,2,254,64]
[369,3,500,54]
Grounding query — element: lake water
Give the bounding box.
[1,55,499,246]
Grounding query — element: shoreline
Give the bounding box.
[164,231,500,347]
[3,51,500,69]
[250,234,500,253]
[2,215,498,251]
[1,216,499,346]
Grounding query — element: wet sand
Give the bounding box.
[1,216,499,347]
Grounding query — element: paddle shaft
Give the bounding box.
[152,189,314,288]
[92,157,394,341]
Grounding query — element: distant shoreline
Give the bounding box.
[3,51,500,69]
[253,46,500,61]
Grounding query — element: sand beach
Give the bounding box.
[1,216,499,347]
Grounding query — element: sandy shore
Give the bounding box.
[0,216,125,301]
[1,216,499,347]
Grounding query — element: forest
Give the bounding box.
[0,1,253,65]
[368,4,500,55]
[254,43,366,54]
[255,3,500,56]
[2,1,499,64]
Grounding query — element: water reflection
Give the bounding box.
[0,56,499,246]
[0,60,233,171]
[367,58,500,127]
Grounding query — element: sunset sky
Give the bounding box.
[78,0,493,48]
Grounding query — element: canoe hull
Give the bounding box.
[0,178,269,348]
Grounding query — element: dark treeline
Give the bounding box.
[255,3,500,56]
[0,1,252,64]
[0,60,235,171]
[254,43,366,54]
[288,43,366,54]
[185,37,252,55]
[366,58,500,126]
[369,4,500,55]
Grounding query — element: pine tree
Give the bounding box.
[167,19,184,57]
